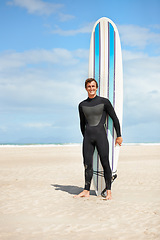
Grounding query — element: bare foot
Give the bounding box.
[73,190,90,198]
[105,190,112,200]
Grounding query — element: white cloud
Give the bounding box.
[121,49,160,142]
[58,12,75,22]
[7,0,63,15]
[0,48,88,111]
[51,22,94,36]
[122,50,147,61]
[0,48,82,71]
[24,122,53,128]
[7,0,75,21]
[123,50,160,126]
[150,24,160,30]
[73,49,89,59]
[119,25,160,49]
[0,72,86,111]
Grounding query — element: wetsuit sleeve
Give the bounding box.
[104,99,121,137]
[78,104,86,137]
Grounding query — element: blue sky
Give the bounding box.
[0,0,160,144]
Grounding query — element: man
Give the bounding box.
[74,78,123,200]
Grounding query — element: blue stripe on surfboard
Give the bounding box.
[108,23,114,104]
[94,22,100,191]
[107,22,115,171]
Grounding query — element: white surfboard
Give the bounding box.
[88,17,123,196]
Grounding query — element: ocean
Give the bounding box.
[0,143,159,147]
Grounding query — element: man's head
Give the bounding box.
[85,78,98,99]
[85,78,98,89]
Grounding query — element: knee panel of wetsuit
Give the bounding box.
[84,164,92,171]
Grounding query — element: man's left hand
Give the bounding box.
[115,137,123,146]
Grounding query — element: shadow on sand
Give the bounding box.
[51,184,96,196]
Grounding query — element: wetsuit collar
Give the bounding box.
[87,95,98,101]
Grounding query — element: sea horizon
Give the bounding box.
[0,142,160,147]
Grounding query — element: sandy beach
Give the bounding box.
[0,144,160,240]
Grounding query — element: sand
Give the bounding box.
[0,144,160,240]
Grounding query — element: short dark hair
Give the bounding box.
[85,78,98,88]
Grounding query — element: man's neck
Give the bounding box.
[88,94,97,99]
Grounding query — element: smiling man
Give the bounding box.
[74,78,123,200]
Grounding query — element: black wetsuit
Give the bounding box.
[78,95,121,191]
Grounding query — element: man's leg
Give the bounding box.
[74,136,94,198]
[96,132,112,200]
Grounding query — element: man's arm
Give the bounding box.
[78,104,86,136]
[104,100,123,146]
[104,99,121,137]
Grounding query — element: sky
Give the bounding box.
[0,0,160,144]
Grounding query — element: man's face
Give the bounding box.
[85,81,98,98]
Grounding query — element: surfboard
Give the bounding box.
[88,17,123,196]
